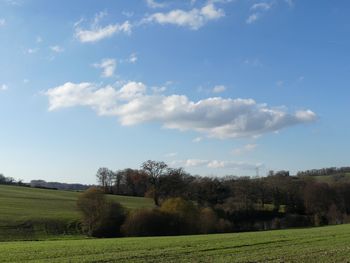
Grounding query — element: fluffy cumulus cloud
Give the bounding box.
[93,58,117,77]
[45,81,317,139]
[74,12,131,43]
[144,3,224,30]
[171,159,263,170]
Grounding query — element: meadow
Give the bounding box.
[0,185,154,241]
[0,224,349,262]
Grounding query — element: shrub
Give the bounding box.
[121,209,180,237]
[160,197,199,234]
[77,187,126,237]
[199,207,218,234]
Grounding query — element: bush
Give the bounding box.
[77,187,126,237]
[199,207,218,234]
[160,197,199,234]
[121,209,180,237]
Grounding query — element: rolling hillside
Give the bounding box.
[0,185,154,241]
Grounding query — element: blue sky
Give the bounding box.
[0,0,349,184]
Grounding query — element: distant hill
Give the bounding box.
[29,179,91,191]
[0,184,154,241]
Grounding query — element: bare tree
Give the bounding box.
[96,167,114,193]
[141,160,168,206]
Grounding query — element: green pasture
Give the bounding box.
[0,185,153,241]
[0,224,349,262]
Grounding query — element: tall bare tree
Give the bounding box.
[141,160,167,206]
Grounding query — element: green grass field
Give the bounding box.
[0,224,349,262]
[312,173,350,184]
[0,185,154,241]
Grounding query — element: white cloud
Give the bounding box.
[192,137,203,143]
[36,36,43,43]
[3,0,21,6]
[74,12,131,43]
[246,1,276,24]
[171,159,263,170]
[276,80,284,87]
[144,3,224,30]
[285,0,294,7]
[232,144,257,155]
[152,86,167,93]
[1,84,8,91]
[246,13,259,24]
[75,22,131,43]
[50,45,64,53]
[45,81,317,139]
[93,58,117,78]
[122,11,134,18]
[146,0,166,9]
[25,48,38,54]
[212,85,226,93]
[251,2,272,11]
[128,53,138,63]
[0,19,6,27]
[244,58,262,67]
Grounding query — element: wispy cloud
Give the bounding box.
[1,84,8,91]
[192,137,203,143]
[212,85,226,94]
[246,13,259,24]
[50,45,64,53]
[251,2,272,11]
[74,12,131,43]
[93,58,117,78]
[244,58,262,67]
[285,0,294,7]
[45,81,317,139]
[146,0,166,9]
[128,53,138,63]
[25,48,38,54]
[0,19,5,27]
[171,159,263,170]
[232,144,257,155]
[246,1,274,24]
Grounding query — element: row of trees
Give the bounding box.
[0,174,25,186]
[77,188,232,238]
[297,167,350,177]
[84,161,350,237]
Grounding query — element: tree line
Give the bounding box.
[76,161,350,238]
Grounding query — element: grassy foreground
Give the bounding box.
[0,224,350,262]
[0,185,153,241]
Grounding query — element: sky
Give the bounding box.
[0,0,349,184]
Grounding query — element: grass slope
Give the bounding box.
[0,185,154,241]
[0,224,350,262]
[312,173,350,184]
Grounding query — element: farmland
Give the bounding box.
[0,185,154,241]
[0,224,349,262]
